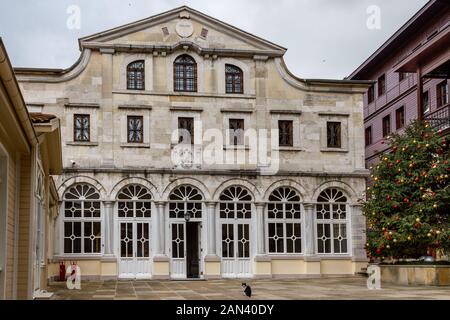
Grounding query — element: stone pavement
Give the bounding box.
[46,276,450,300]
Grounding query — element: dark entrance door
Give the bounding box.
[186,222,200,278]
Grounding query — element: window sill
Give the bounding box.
[66,141,98,147]
[320,148,348,153]
[223,145,250,150]
[273,146,304,152]
[120,143,150,149]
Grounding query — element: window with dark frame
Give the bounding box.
[365,126,372,146]
[378,74,386,96]
[437,81,449,108]
[367,85,375,104]
[225,64,243,94]
[127,116,144,143]
[278,120,293,147]
[382,115,391,137]
[396,106,405,130]
[399,72,407,82]
[74,114,90,142]
[178,117,194,144]
[229,118,244,146]
[127,60,145,90]
[423,90,430,114]
[326,122,341,148]
[174,55,197,92]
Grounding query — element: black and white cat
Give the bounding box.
[242,283,252,298]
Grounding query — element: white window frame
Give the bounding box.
[61,184,103,256]
[265,187,303,255]
[315,189,350,255]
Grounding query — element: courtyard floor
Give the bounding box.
[46,276,450,300]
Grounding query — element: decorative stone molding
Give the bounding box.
[269,110,302,115]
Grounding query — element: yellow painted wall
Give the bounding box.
[321,260,352,275]
[17,154,31,299]
[4,154,16,299]
[204,261,221,276]
[254,261,271,275]
[153,261,169,276]
[271,260,305,275]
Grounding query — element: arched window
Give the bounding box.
[117,184,152,218]
[117,184,152,260]
[127,60,145,90]
[219,186,252,260]
[316,188,348,254]
[174,55,197,92]
[267,187,301,254]
[63,184,101,254]
[225,64,243,94]
[169,185,203,219]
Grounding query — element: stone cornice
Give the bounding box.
[63,167,370,178]
[80,41,285,59]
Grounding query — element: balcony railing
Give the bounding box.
[424,104,450,133]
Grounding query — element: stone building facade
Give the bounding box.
[15,6,371,280]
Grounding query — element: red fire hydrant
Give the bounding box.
[59,261,66,281]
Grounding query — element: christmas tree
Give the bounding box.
[364,121,450,260]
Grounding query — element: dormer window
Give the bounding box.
[225,64,243,94]
[174,55,197,92]
[127,60,145,90]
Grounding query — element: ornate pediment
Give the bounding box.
[79,6,286,58]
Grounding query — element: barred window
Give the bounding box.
[225,64,243,94]
[74,114,90,142]
[267,187,301,254]
[178,117,194,144]
[127,116,144,143]
[327,122,341,148]
[278,120,293,147]
[316,188,348,254]
[229,118,244,146]
[127,60,145,90]
[63,184,101,254]
[174,55,197,92]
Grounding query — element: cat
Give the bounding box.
[242,283,252,298]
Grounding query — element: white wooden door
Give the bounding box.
[170,222,186,279]
[118,221,151,279]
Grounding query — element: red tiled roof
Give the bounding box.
[29,112,57,123]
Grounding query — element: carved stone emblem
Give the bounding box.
[175,19,194,38]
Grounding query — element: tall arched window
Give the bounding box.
[267,187,302,254]
[63,184,101,254]
[219,186,252,260]
[316,188,348,254]
[225,64,243,94]
[174,55,197,92]
[127,60,145,90]
[117,185,152,260]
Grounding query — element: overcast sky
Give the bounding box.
[0,0,428,79]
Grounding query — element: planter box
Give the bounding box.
[379,264,450,286]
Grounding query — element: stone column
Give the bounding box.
[255,202,266,255]
[350,204,367,260]
[154,202,166,256]
[205,202,218,258]
[103,201,115,256]
[303,203,315,256]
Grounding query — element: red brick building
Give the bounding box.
[348,0,449,168]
